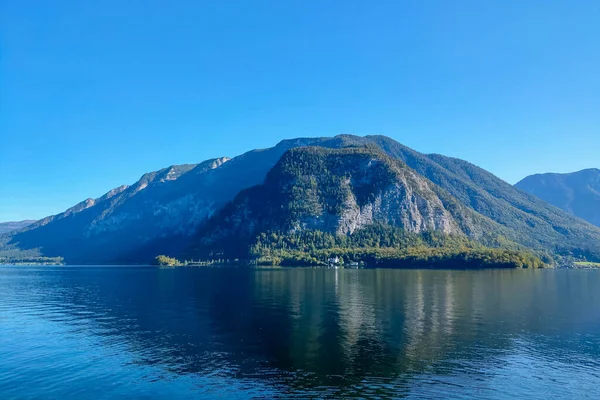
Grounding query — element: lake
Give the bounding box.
[1,266,599,399]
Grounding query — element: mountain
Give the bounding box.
[2,134,600,264]
[515,169,600,228]
[187,146,513,257]
[0,220,36,235]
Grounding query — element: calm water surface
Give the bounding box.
[1,266,599,399]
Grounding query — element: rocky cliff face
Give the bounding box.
[516,168,600,227]
[272,148,462,236]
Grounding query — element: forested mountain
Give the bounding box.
[516,169,600,228]
[188,146,505,257]
[2,135,600,265]
[0,220,36,235]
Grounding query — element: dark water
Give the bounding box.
[1,267,599,399]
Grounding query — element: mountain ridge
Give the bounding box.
[2,134,600,264]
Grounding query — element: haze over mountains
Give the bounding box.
[0,220,36,235]
[2,135,600,264]
[516,169,600,228]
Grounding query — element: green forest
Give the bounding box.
[248,226,545,268]
[0,256,64,265]
[191,225,547,269]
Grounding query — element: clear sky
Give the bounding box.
[1,1,599,222]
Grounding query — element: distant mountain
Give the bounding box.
[515,169,600,228]
[2,135,600,264]
[0,220,36,235]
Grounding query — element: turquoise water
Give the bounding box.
[1,266,599,399]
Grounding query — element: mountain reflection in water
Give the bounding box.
[1,267,599,399]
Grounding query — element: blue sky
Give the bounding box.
[1,1,599,222]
